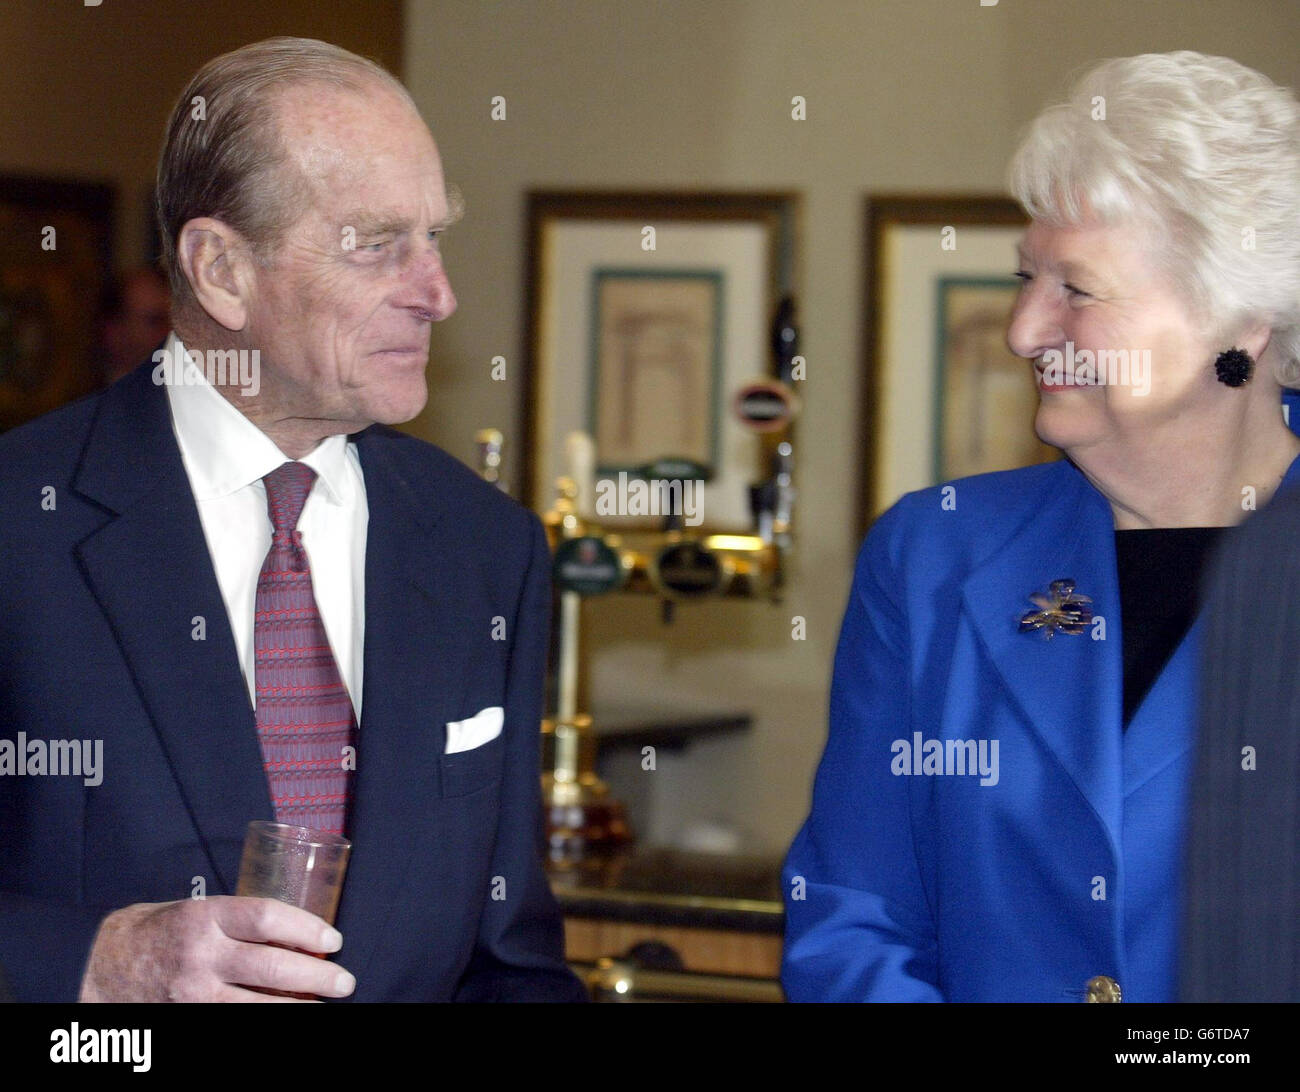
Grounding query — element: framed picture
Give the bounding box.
[858,195,1055,539]
[0,176,114,433]
[525,191,797,531]
[589,268,723,477]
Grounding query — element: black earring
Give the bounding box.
[1215,347,1254,387]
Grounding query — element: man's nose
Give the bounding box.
[409,250,456,321]
[1006,288,1061,359]
[431,266,456,320]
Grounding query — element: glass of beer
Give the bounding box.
[236,821,351,925]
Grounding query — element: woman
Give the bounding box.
[783,51,1300,1002]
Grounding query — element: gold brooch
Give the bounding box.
[1019,579,1092,638]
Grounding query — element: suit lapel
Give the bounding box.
[332,429,476,994]
[72,365,268,891]
[961,463,1124,845]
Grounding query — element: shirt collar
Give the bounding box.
[163,332,352,504]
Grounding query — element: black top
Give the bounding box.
[1115,527,1225,727]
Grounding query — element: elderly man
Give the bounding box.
[0,38,584,1003]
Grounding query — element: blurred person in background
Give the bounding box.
[98,266,171,386]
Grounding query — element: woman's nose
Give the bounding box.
[1006,286,1062,360]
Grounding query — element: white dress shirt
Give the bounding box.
[163,333,368,716]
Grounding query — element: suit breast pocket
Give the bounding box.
[439,731,506,799]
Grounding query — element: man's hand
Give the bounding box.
[77,896,355,1002]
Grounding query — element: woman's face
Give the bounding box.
[1007,218,1220,459]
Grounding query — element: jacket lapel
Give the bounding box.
[1124,619,1199,791]
[332,429,476,994]
[961,462,1124,846]
[72,365,268,891]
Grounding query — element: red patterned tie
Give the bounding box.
[254,461,356,835]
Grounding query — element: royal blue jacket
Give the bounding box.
[783,453,1300,1002]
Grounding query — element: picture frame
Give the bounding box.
[0,175,114,433]
[858,194,1056,540]
[524,191,797,532]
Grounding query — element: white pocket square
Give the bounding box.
[444,706,504,754]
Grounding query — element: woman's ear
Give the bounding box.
[1233,317,1274,366]
[175,217,255,332]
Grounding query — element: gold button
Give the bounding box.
[1084,975,1122,1003]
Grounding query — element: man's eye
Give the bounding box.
[1013,270,1032,282]
[1064,282,1092,300]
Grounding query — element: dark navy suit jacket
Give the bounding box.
[0,361,585,1002]
[1184,476,1300,1002]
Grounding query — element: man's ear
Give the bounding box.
[175,217,256,332]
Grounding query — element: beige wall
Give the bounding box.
[0,0,403,268]
[405,0,1300,853]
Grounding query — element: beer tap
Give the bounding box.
[772,294,799,385]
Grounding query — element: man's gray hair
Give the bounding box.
[1009,51,1300,381]
[155,37,416,321]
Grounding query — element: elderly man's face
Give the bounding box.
[1007,219,1218,459]
[242,81,456,432]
